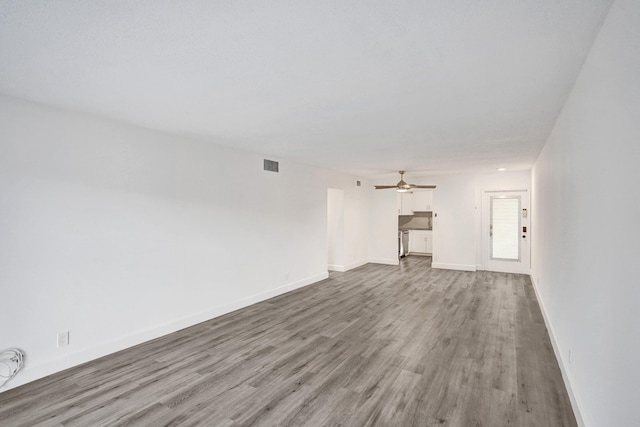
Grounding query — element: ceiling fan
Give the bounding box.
[374,171,436,192]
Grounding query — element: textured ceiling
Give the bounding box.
[0,1,613,176]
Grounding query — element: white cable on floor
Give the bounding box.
[0,348,25,388]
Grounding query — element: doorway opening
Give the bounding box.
[327,188,345,272]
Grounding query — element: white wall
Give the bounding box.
[530,1,640,425]
[0,95,369,391]
[368,185,398,265]
[328,185,370,272]
[430,173,477,271]
[342,182,370,270]
[369,171,531,271]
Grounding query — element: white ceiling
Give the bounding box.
[0,0,613,177]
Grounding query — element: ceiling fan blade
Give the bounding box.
[375,171,437,190]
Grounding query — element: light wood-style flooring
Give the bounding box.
[0,256,577,426]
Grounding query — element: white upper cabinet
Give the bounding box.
[412,190,433,212]
[398,193,413,215]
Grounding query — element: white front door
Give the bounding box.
[482,190,530,274]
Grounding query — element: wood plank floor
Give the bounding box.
[0,257,577,426]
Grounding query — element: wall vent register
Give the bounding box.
[263,159,279,173]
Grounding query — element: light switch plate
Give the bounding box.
[57,331,69,348]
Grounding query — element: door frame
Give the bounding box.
[481,189,530,274]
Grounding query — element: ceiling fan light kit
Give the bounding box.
[374,171,436,192]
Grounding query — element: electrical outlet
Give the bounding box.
[285,273,290,281]
[57,331,69,348]
[568,349,572,364]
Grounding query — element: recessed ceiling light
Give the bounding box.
[497,167,506,171]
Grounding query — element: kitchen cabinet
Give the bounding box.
[409,230,433,254]
[397,193,413,215]
[412,190,433,212]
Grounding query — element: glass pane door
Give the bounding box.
[490,196,521,261]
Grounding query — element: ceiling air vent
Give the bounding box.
[263,159,279,173]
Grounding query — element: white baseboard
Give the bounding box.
[529,274,586,427]
[1,272,328,393]
[368,258,399,266]
[431,262,477,271]
[345,260,368,271]
[328,264,344,272]
[328,260,368,272]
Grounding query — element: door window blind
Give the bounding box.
[491,197,520,260]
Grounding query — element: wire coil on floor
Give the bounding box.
[0,348,25,388]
